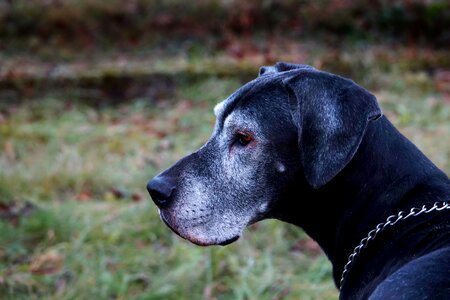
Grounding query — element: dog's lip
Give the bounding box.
[217,235,239,246]
[186,234,240,247]
[159,209,182,236]
[158,209,240,246]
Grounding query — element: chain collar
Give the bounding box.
[339,201,450,290]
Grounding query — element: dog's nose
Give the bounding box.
[147,175,176,208]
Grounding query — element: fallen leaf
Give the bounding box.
[30,250,64,275]
[131,193,143,202]
[110,187,128,199]
[75,191,92,202]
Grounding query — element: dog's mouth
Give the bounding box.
[158,209,240,246]
[159,209,182,235]
[217,235,239,246]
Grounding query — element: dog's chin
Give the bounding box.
[159,210,240,247]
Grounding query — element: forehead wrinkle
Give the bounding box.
[218,76,283,129]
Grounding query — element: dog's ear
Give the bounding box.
[281,68,382,188]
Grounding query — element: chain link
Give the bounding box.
[339,201,450,290]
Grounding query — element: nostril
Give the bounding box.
[149,189,169,206]
[146,175,176,207]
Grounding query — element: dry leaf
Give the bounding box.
[30,250,64,275]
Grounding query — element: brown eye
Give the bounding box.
[236,132,253,146]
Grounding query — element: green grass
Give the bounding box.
[0,70,448,299]
[0,201,336,300]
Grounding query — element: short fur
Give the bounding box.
[147,62,450,299]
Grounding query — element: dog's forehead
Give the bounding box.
[213,64,341,124]
[213,73,288,124]
[214,97,255,132]
[213,83,252,122]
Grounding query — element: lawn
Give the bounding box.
[0,1,449,299]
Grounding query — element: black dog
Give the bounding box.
[147,62,450,299]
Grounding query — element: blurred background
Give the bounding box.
[0,0,449,299]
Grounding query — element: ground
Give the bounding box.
[0,1,449,299]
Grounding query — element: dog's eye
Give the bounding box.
[236,131,253,147]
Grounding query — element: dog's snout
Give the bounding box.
[147,175,176,208]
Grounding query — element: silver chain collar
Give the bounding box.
[339,201,450,290]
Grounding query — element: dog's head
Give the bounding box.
[147,62,382,246]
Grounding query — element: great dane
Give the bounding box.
[147,62,450,299]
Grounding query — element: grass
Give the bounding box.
[1,2,449,298]
[0,202,336,300]
[0,68,449,299]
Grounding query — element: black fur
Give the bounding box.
[148,62,450,299]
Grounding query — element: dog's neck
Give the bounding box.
[270,116,450,289]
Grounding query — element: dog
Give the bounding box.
[147,62,450,299]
